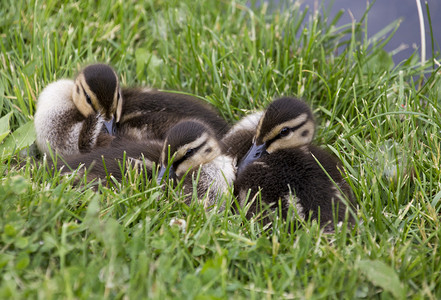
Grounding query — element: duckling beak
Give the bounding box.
[237,143,267,175]
[103,118,116,135]
[157,165,176,185]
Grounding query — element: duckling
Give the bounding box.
[235,97,355,230]
[157,120,235,209]
[116,89,230,141]
[156,112,262,206]
[58,120,235,208]
[34,64,122,156]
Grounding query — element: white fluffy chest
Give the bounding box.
[35,79,76,115]
[206,155,235,185]
[34,79,86,155]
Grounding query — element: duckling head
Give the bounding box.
[157,120,222,184]
[238,97,315,173]
[72,64,122,134]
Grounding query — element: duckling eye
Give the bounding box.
[85,93,92,106]
[184,148,194,158]
[280,127,290,137]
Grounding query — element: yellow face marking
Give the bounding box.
[175,133,208,156]
[161,134,209,165]
[255,113,265,140]
[72,74,99,117]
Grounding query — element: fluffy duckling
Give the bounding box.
[117,89,230,141]
[34,64,122,156]
[235,97,355,230]
[157,120,235,209]
[58,120,235,208]
[35,63,229,156]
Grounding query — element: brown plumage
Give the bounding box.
[116,89,230,141]
[56,138,162,184]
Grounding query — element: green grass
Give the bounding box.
[1,0,441,298]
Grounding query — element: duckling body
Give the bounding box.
[235,97,354,229]
[57,138,163,183]
[34,64,122,156]
[235,145,353,229]
[117,89,230,141]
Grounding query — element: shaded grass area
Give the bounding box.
[1,0,441,298]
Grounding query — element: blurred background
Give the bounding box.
[273,0,441,63]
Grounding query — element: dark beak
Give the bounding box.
[103,118,116,135]
[237,143,267,175]
[157,165,176,185]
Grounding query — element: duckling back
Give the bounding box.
[117,89,230,141]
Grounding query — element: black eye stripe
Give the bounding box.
[183,142,205,160]
[82,88,91,103]
[265,119,309,148]
[290,120,308,134]
[170,141,206,170]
